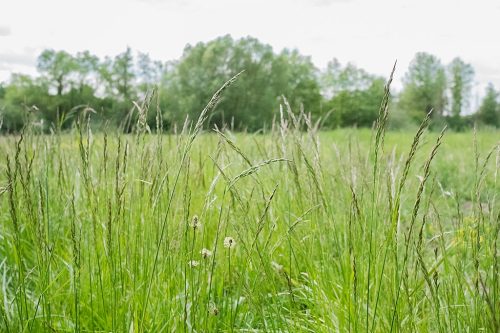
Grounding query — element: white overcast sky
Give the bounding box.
[1,0,500,106]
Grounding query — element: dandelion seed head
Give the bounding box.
[188,260,199,267]
[208,302,219,316]
[223,236,235,248]
[201,248,212,259]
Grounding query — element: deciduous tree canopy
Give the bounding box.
[0,36,497,133]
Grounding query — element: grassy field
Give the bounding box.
[0,103,499,332]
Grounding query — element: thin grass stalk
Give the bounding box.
[366,61,396,332]
[389,126,447,332]
[141,72,243,327]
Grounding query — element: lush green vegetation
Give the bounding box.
[1,35,499,133]
[1,77,498,332]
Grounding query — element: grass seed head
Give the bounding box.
[191,215,201,230]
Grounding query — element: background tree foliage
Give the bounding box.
[0,36,498,133]
[320,59,385,127]
[161,36,321,131]
[477,84,499,127]
[398,52,447,121]
[448,57,475,118]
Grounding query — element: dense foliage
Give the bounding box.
[0,35,499,132]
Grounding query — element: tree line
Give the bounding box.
[0,35,498,133]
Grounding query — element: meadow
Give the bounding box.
[0,86,499,332]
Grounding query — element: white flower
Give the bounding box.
[223,236,236,249]
[188,260,199,267]
[201,248,212,259]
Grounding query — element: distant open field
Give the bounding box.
[0,119,498,331]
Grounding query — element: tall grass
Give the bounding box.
[0,77,499,332]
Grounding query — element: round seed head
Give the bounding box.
[223,236,235,249]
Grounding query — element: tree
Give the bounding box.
[320,60,385,127]
[320,58,376,98]
[0,74,52,132]
[162,35,322,131]
[97,56,114,96]
[399,52,447,121]
[221,36,278,129]
[137,52,164,96]
[477,84,499,127]
[74,50,99,93]
[112,47,136,101]
[37,49,77,96]
[166,35,235,126]
[0,83,5,99]
[272,49,322,120]
[36,49,110,129]
[448,57,474,117]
